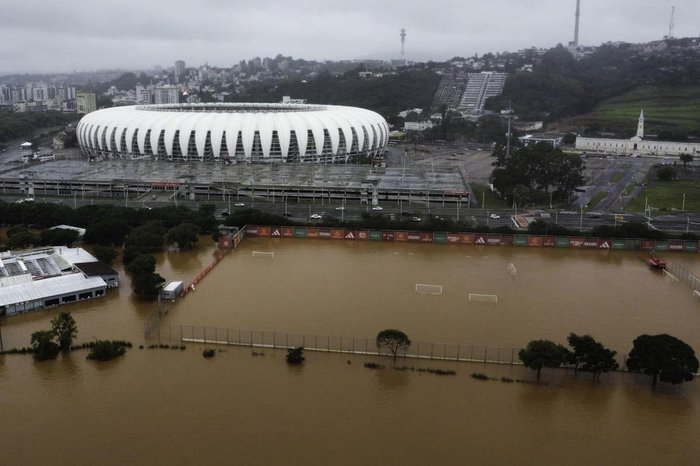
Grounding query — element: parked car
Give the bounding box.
[335,206,345,211]
[234,202,246,207]
[489,213,500,219]
[310,213,323,220]
[372,205,383,211]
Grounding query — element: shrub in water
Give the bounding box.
[202,348,216,358]
[286,347,305,365]
[86,341,128,361]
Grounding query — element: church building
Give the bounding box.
[575,111,700,157]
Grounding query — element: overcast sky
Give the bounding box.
[1,0,697,74]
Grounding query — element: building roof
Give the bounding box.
[76,103,389,162]
[49,225,86,238]
[74,261,118,277]
[51,246,97,266]
[0,273,107,307]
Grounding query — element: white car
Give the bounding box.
[234,202,246,207]
[310,213,323,220]
[335,206,345,211]
[372,205,383,211]
[490,213,500,219]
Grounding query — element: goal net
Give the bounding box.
[468,293,498,303]
[415,283,443,295]
[251,251,275,259]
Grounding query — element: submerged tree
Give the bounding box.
[376,329,411,362]
[566,333,619,379]
[519,339,569,381]
[286,347,305,365]
[51,312,78,352]
[30,330,60,361]
[626,334,698,387]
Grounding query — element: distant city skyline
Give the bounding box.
[1,0,697,74]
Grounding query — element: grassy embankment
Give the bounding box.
[594,85,700,132]
[626,179,700,213]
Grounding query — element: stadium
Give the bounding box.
[76,103,389,163]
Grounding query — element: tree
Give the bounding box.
[39,228,79,247]
[127,254,165,298]
[491,142,585,204]
[626,334,699,387]
[51,312,78,352]
[6,229,37,250]
[657,166,677,181]
[566,333,619,379]
[519,339,569,381]
[92,245,117,266]
[167,223,200,250]
[376,329,411,362]
[30,330,60,361]
[680,153,693,168]
[286,347,305,365]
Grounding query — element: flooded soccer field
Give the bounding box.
[1,238,700,465]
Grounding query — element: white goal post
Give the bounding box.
[251,251,275,259]
[415,283,443,295]
[468,293,498,303]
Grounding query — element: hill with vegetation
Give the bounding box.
[486,38,700,135]
[232,68,441,125]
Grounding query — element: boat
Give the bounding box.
[649,257,667,270]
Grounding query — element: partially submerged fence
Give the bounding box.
[161,324,522,365]
[666,261,700,292]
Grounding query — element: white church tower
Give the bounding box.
[632,109,644,141]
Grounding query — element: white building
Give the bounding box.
[153,85,179,104]
[576,111,700,157]
[0,246,116,316]
[403,121,434,132]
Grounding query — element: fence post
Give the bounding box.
[443,344,446,360]
[430,343,433,360]
[497,347,501,363]
[273,332,276,349]
[484,346,487,363]
[250,330,253,347]
[511,348,514,365]
[286,333,289,348]
[457,344,460,361]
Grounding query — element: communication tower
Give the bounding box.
[573,0,581,47]
[400,28,406,55]
[667,6,675,39]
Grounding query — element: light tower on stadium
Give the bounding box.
[400,28,406,55]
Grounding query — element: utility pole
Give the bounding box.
[667,6,675,39]
[573,0,581,46]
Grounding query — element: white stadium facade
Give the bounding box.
[76,103,389,163]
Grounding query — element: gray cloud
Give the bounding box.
[1,0,696,73]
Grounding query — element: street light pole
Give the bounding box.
[682,192,686,211]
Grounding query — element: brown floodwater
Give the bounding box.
[1,238,700,465]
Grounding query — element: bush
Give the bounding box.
[86,340,128,361]
[286,347,305,365]
[202,348,216,358]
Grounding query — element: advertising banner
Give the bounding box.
[433,232,448,244]
[319,228,331,239]
[569,237,584,248]
[528,236,543,247]
[294,227,307,239]
[612,238,627,250]
[654,240,669,252]
[331,229,345,240]
[474,234,487,245]
[282,227,294,238]
[486,234,502,246]
[394,231,409,242]
[641,240,656,251]
[627,239,641,250]
[344,230,358,240]
[258,226,271,237]
[420,232,433,243]
[306,227,319,239]
[543,236,556,248]
[669,240,684,251]
[246,225,259,236]
[408,231,421,242]
[357,230,369,241]
[369,230,382,241]
[598,239,611,249]
[501,235,514,246]
[270,227,281,238]
[460,233,474,244]
[515,235,528,246]
[447,233,460,244]
[382,231,395,241]
[684,241,698,253]
[556,236,570,248]
[582,239,599,249]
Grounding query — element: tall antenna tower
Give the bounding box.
[400,28,407,55]
[573,0,581,46]
[667,6,675,39]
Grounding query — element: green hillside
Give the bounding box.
[595,85,700,130]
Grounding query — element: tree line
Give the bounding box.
[0,111,76,144]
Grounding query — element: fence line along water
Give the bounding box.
[666,261,700,293]
[165,324,525,364]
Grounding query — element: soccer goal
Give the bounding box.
[251,251,275,259]
[468,293,498,304]
[506,263,517,277]
[415,283,443,295]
